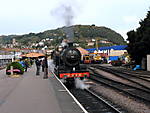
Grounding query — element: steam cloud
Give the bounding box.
[61,40,68,47]
[75,78,90,90]
[49,59,55,72]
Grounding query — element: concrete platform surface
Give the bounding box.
[0,64,85,113]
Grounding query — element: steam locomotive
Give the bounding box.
[52,42,90,86]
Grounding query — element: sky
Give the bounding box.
[0,0,149,40]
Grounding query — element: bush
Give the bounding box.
[6,62,24,75]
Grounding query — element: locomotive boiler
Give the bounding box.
[53,42,90,86]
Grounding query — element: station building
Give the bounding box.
[86,45,128,61]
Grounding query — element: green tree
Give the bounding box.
[127,10,150,64]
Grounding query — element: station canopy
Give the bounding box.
[20,52,45,58]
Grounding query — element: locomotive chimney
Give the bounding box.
[68,42,73,47]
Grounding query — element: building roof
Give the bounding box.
[86,45,127,53]
[77,47,89,55]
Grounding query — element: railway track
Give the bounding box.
[88,68,150,104]
[51,67,125,113]
[108,66,150,76]
[102,66,150,82]
[70,88,125,113]
[90,65,150,91]
[113,68,150,81]
[88,67,150,94]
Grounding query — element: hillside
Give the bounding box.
[0,25,126,48]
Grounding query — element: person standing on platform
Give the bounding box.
[43,56,48,79]
[19,59,25,68]
[30,59,33,66]
[41,59,45,72]
[24,59,29,72]
[35,58,41,75]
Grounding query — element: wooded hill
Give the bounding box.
[0,25,126,48]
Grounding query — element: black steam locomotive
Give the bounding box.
[52,42,89,85]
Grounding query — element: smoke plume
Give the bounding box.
[51,1,78,41]
[62,5,74,27]
[51,2,75,26]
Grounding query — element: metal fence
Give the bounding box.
[0,55,13,69]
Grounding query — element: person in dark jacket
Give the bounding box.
[24,59,29,72]
[43,56,48,79]
[35,58,41,75]
[30,59,33,66]
[41,59,45,72]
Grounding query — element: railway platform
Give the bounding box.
[0,64,86,113]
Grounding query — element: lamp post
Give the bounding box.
[43,47,48,79]
[13,51,16,61]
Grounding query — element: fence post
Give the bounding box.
[10,66,13,75]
